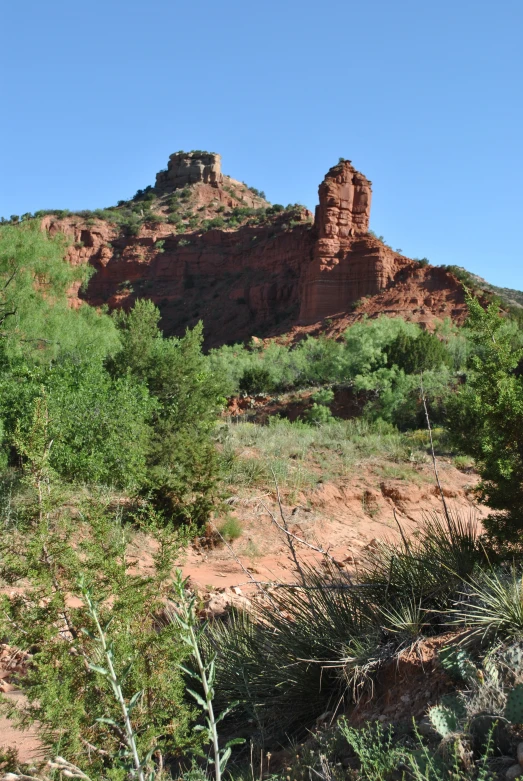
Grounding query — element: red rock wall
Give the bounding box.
[45,158,467,346]
[299,160,411,323]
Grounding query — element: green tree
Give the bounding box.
[386,329,452,374]
[111,300,226,525]
[448,294,523,545]
[0,359,152,489]
[0,221,119,363]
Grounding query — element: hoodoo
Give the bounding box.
[300,160,411,322]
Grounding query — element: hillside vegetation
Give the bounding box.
[1,220,523,780]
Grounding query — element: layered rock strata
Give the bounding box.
[44,154,468,346]
[155,151,223,192]
[299,160,406,322]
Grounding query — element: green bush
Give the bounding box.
[218,515,242,541]
[386,329,452,374]
[0,424,198,775]
[304,388,335,425]
[110,301,226,525]
[447,295,523,546]
[238,366,274,395]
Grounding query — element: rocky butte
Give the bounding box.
[42,152,468,347]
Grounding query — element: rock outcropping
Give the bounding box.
[43,153,468,346]
[155,151,223,192]
[299,160,408,322]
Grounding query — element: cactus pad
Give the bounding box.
[428,704,460,737]
[505,683,523,725]
[439,646,479,684]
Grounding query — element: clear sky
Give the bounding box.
[2,0,522,289]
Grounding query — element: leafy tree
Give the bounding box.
[0,221,119,363]
[111,300,226,525]
[0,360,153,489]
[46,361,153,488]
[448,295,523,545]
[386,329,452,374]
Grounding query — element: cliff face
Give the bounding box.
[301,160,406,322]
[43,153,468,346]
[155,151,223,192]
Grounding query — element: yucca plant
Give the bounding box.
[451,566,523,642]
[208,564,384,742]
[380,596,428,643]
[363,510,487,618]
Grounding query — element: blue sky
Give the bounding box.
[2,0,522,289]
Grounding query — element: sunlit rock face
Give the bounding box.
[45,153,467,346]
[155,152,223,192]
[300,160,405,322]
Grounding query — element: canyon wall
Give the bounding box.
[44,154,467,346]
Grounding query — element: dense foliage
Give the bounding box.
[210,316,467,429]
[0,223,225,524]
[109,301,225,524]
[449,295,523,545]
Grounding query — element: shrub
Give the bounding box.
[110,301,226,526]
[447,295,523,546]
[201,216,225,231]
[238,366,274,395]
[209,564,382,740]
[304,388,335,425]
[452,567,523,642]
[0,412,198,774]
[386,329,452,374]
[218,515,242,541]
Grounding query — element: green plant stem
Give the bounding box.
[83,589,146,781]
[187,621,222,781]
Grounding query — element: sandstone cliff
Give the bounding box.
[41,152,468,346]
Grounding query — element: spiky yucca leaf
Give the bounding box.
[380,597,428,640]
[451,567,523,642]
[363,510,487,616]
[207,564,383,741]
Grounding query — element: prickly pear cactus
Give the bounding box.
[502,643,523,675]
[428,704,460,737]
[439,646,479,684]
[505,683,523,725]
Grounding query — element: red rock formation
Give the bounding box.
[155,151,223,192]
[300,160,412,323]
[44,154,468,346]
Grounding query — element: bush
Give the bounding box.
[218,515,242,541]
[238,366,274,395]
[0,427,198,774]
[386,329,452,374]
[209,564,381,740]
[201,216,225,231]
[110,301,226,526]
[304,388,335,425]
[447,295,523,546]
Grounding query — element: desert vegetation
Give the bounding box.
[1,219,523,780]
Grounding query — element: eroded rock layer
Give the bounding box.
[45,154,468,346]
[300,160,405,322]
[155,151,223,192]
